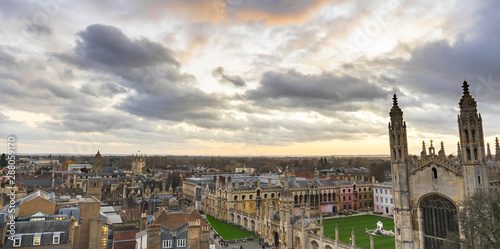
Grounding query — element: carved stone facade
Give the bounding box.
[203,169,373,249]
[132,154,147,174]
[389,81,500,249]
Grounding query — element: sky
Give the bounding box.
[0,0,499,156]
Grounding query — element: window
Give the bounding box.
[177,239,187,247]
[376,189,378,194]
[271,193,275,198]
[348,196,351,201]
[13,237,21,247]
[234,196,237,201]
[34,233,41,245]
[163,240,172,248]
[343,189,345,193]
[432,167,437,179]
[343,196,345,201]
[385,190,387,195]
[53,232,61,244]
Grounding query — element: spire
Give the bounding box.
[390,94,403,118]
[496,137,500,161]
[459,81,477,113]
[421,141,427,159]
[429,140,435,155]
[487,143,493,161]
[314,167,319,182]
[438,141,446,158]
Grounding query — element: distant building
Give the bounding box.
[373,182,393,215]
[68,164,93,172]
[135,207,209,249]
[132,154,146,174]
[235,167,255,174]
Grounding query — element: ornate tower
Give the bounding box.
[388,94,414,249]
[279,169,294,249]
[94,150,102,173]
[132,153,147,174]
[458,81,489,194]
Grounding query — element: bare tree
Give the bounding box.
[445,190,500,249]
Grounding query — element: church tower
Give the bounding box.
[458,81,489,194]
[94,150,102,173]
[132,153,147,174]
[389,94,414,249]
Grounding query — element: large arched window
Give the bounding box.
[420,194,458,249]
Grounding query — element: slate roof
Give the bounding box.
[3,219,71,248]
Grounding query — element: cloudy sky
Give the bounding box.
[1,0,499,156]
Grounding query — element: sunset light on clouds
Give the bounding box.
[1,0,499,156]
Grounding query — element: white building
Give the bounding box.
[373,182,394,215]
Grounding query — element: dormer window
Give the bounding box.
[34,233,41,245]
[53,232,61,244]
[13,236,21,247]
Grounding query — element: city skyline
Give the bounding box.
[1,0,500,156]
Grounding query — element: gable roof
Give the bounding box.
[153,208,206,228]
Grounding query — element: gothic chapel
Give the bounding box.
[389,81,500,249]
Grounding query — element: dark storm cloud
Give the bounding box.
[211,66,246,87]
[51,24,237,131]
[57,24,179,70]
[391,1,500,102]
[246,70,390,112]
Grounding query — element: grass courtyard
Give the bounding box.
[323,215,395,249]
[206,215,252,240]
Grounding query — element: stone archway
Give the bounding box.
[243,217,248,229]
[250,220,255,231]
[236,215,241,225]
[311,240,319,249]
[419,194,459,249]
[230,213,235,223]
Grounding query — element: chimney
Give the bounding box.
[140,213,147,231]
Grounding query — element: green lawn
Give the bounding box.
[322,215,395,249]
[206,215,252,240]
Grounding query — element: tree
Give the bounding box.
[0,153,7,167]
[444,190,500,249]
[64,160,74,170]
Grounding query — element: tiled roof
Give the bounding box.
[153,208,206,228]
